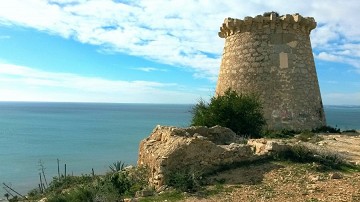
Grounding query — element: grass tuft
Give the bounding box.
[273,144,360,172]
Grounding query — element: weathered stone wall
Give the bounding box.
[138,125,290,189]
[216,13,326,130]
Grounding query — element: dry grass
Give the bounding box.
[185,161,360,202]
[184,133,360,202]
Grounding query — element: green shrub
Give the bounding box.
[191,89,266,138]
[342,129,357,133]
[263,129,298,139]
[263,11,279,17]
[8,196,19,202]
[47,175,93,193]
[165,169,203,192]
[274,145,359,171]
[312,125,340,133]
[126,166,151,195]
[296,131,323,143]
[27,163,150,201]
[109,161,125,172]
[26,161,152,201]
[90,175,121,201]
[139,191,185,202]
[47,187,94,202]
[27,188,41,198]
[110,172,132,195]
[109,166,150,197]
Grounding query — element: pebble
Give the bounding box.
[330,172,342,179]
[309,175,320,182]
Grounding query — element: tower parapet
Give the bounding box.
[218,13,317,38]
[215,12,326,131]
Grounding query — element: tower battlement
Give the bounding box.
[219,13,316,38]
[215,12,326,130]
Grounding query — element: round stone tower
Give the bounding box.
[215,12,326,130]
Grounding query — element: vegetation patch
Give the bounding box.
[263,11,280,17]
[262,129,298,139]
[273,145,360,172]
[191,89,266,138]
[16,162,151,202]
[312,125,341,133]
[165,168,204,192]
[138,190,185,202]
[296,131,324,143]
[342,129,358,133]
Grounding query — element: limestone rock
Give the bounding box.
[138,125,254,188]
[137,125,290,189]
[247,139,290,155]
[123,198,138,202]
[330,172,343,179]
[135,190,153,197]
[309,175,320,182]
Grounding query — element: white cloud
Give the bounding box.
[308,0,360,71]
[132,67,168,72]
[324,80,339,84]
[0,63,203,103]
[316,52,342,62]
[315,52,360,69]
[311,24,340,48]
[0,0,360,78]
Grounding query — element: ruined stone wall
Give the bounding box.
[216,13,326,130]
[138,125,290,189]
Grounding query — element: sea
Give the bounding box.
[0,102,359,197]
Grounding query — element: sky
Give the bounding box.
[0,0,359,104]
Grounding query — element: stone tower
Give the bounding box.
[215,12,326,130]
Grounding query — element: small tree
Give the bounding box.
[4,193,9,200]
[191,89,266,138]
[263,11,279,17]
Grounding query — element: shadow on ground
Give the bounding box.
[206,161,284,185]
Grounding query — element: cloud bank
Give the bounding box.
[0,62,203,103]
[1,0,359,79]
[0,0,359,104]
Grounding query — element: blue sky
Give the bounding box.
[0,0,359,104]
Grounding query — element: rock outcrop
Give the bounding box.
[137,125,290,189]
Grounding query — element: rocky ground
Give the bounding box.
[184,133,360,202]
[318,133,360,165]
[4,133,358,202]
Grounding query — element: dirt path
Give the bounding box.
[319,133,360,165]
[185,133,360,202]
[186,162,360,202]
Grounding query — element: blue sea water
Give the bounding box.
[324,105,360,130]
[0,102,192,197]
[0,102,359,197]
